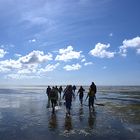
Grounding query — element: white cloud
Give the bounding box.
[137,48,140,54]
[29,39,36,43]
[38,63,59,73]
[0,59,22,70]
[89,43,116,58]
[123,36,140,47]
[63,63,81,71]
[14,53,22,58]
[81,58,86,62]
[19,50,53,64]
[0,67,10,73]
[0,49,7,58]
[17,68,37,74]
[119,36,140,56]
[55,46,82,62]
[0,50,54,76]
[84,62,93,66]
[0,59,39,75]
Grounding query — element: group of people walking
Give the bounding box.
[46,82,97,115]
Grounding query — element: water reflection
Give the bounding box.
[88,109,96,129]
[64,115,73,131]
[79,107,84,122]
[48,114,58,130]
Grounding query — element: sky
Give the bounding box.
[0,0,140,86]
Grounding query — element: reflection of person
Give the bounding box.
[88,110,96,129]
[48,114,57,130]
[64,115,73,131]
[79,107,84,122]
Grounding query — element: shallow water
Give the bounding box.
[0,86,139,140]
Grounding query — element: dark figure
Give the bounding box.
[72,85,76,93]
[90,82,97,94]
[85,82,97,110]
[55,86,59,95]
[58,86,63,99]
[46,86,51,107]
[63,85,75,116]
[77,86,85,105]
[49,87,58,114]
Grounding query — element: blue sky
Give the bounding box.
[0,0,140,85]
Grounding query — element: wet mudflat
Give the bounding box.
[0,86,139,140]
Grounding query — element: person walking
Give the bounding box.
[77,86,85,105]
[63,85,75,116]
[85,82,97,110]
[58,86,63,99]
[46,86,51,108]
[49,87,58,114]
[72,85,76,93]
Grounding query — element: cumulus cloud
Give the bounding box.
[0,59,22,70]
[0,50,55,77]
[89,43,116,58]
[19,50,53,64]
[0,49,7,58]
[119,36,140,56]
[0,59,37,74]
[55,46,82,62]
[38,63,59,73]
[63,63,81,71]
[17,65,37,74]
[84,62,93,66]
[0,67,10,73]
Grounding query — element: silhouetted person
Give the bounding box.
[54,86,59,105]
[72,85,76,93]
[77,86,85,105]
[46,86,51,108]
[85,82,97,110]
[49,87,58,114]
[90,82,97,95]
[63,85,75,116]
[58,86,63,99]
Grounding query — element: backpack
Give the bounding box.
[49,89,57,99]
[64,90,74,101]
[88,89,95,97]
